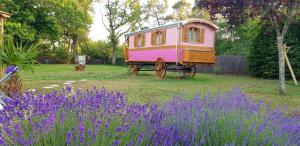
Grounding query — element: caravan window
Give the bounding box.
[155,31,163,45]
[188,27,199,43]
[134,34,145,47]
[137,35,143,47]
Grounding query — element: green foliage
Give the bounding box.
[1,0,93,57]
[1,0,62,42]
[285,18,300,79]
[81,41,111,59]
[216,18,261,57]
[102,0,142,64]
[248,18,300,79]
[51,47,69,64]
[248,23,278,79]
[144,0,168,25]
[190,8,211,21]
[0,39,39,72]
[165,0,211,22]
[4,22,36,43]
[166,0,191,21]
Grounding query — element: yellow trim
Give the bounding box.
[129,45,214,51]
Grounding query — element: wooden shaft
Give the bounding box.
[0,17,3,78]
[284,47,298,86]
[0,67,3,79]
[0,17,3,46]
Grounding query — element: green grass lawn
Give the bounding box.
[20,64,300,111]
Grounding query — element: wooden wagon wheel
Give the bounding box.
[182,64,196,78]
[128,65,140,75]
[154,58,166,79]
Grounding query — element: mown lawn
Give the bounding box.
[20,64,300,110]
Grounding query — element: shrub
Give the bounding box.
[51,47,69,64]
[0,87,299,145]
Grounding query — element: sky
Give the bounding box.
[88,0,195,42]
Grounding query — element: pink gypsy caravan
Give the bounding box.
[124,19,218,79]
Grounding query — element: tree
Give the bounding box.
[101,0,142,65]
[196,0,300,95]
[144,0,168,26]
[1,0,93,63]
[254,1,299,95]
[216,17,261,56]
[248,22,278,79]
[164,0,211,22]
[53,0,93,63]
[196,0,254,28]
[190,7,211,21]
[80,40,111,63]
[248,17,300,80]
[167,0,192,21]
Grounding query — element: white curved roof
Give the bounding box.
[125,19,218,36]
[182,19,218,30]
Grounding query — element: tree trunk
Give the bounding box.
[111,43,117,65]
[71,35,79,64]
[277,36,286,95]
[109,31,118,65]
[155,13,161,26]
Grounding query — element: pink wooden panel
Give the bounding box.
[165,27,178,46]
[129,36,135,48]
[129,23,216,49]
[145,32,151,47]
[129,49,177,62]
[179,49,184,62]
[128,26,178,48]
[181,24,215,48]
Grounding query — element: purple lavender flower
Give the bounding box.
[60,111,66,124]
[78,123,85,144]
[0,135,4,145]
[257,122,267,135]
[126,140,133,146]
[1,87,299,145]
[115,125,122,133]
[200,132,206,145]
[88,128,93,136]
[5,65,17,74]
[66,131,72,146]
[14,123,24,137]
[104,119,110,129]
[112,140,120,146]
[138,133,145,144]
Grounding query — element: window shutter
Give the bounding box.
[182,27,188,42]
[197,29,201,43]
[151,32,156,46]
[134,36,137,47]
[162,30,166,45]
[142,34,145,47]
[200,28,205,43]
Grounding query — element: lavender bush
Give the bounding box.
[0,87,299,145]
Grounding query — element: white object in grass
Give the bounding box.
[43,86,54,89]
[27,89,37,92]
[51,84,59,87]
[67,81,76,83]
[63,82,72,85]
[78,55,86,65]
[80,79,87,82]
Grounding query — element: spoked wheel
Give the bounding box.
[154,58,166,79]
[182,64,196,78]
[128,64,141,75]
